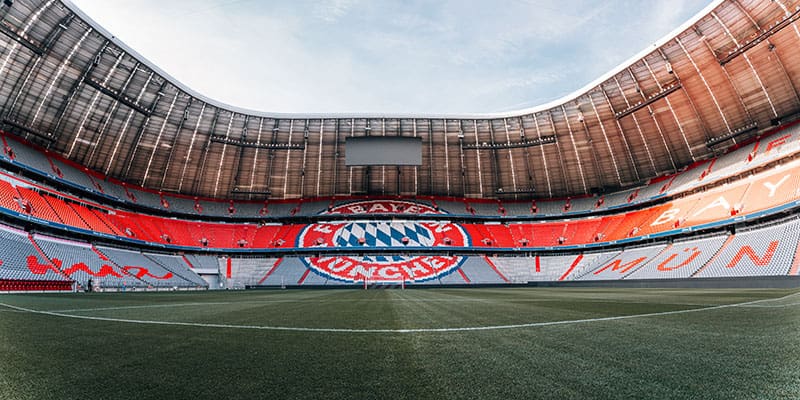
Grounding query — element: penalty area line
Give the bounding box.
[0,291,798,334]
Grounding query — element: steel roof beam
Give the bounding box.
[2,14,74,122]
[487,120,501,193]
[103,71,153,176]
[546,110,570,195]
[67,43,124,159]
[159,97,192,191]
[675,35,734,135]
[84,77,151,117]
[598,85,639,182]
[560,105,588,193]
[190,107,219,194]
[614,82,681,119]
[177,102,206,193]
[718,6,800,65]
[587,92,622,185]
[121,80,166,179]
[531,113,552,197]
[457,120,467,196]
[85,60,140,166]
[0,21,44,56]
[230,114,249,193]
[518,117,535,196]
[266,118,280,191]
[611,75,657,175]
[471,120,484,197]
[462,135,555,149]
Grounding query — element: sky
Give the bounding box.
[69,0,714,115]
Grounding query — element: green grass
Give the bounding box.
[1,288,799,399]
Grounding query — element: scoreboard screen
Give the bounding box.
[345,136,422,166]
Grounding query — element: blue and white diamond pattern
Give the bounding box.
[334,222,434,247]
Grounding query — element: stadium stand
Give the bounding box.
[695,220,800,278]
[227,257,280,288]
[33,234,144,289]
[576,244,668,281]
[488,257,533,283]
[144,253,208,287]
[459,257,507,284]
[502,200,536,216]
[467,200,502,216]
[2,124,800,225]
[184,254,222,271]
[294,200,330,216]
[0,224,70,283]
[300,269,328,285]
[0,225,73,292]
[2,0,800,299]
[0,149,797,254]
[490,254,584,282]
[49,158,100,194]
[567,196,598,213]
[435,270,465,284]
[257,257,308,286]
[95,246,204,288]
[626,235,729,280]
[3,118,800,290]
[601,189,637,210]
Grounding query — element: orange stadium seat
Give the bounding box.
[0,179,22,212]
[42,196,91,230]
[68,203,119,235]
[15,187,61,223]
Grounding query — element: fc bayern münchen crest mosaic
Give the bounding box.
[297,200,469,282]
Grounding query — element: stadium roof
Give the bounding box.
[1,0,799,199]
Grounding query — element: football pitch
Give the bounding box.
[1,287,799,400]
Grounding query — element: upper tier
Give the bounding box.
[1,142,799,252]
[2,117,800,220]
[1,0,800,199]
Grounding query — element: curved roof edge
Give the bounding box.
[61,0,724,120]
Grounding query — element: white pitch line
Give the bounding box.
[1,291,799,334]
[42,298,720,313]
[738,301,800,308]
[49,302,235,313]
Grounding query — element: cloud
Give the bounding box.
[70,0,713,114]
[312,0,360,22]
